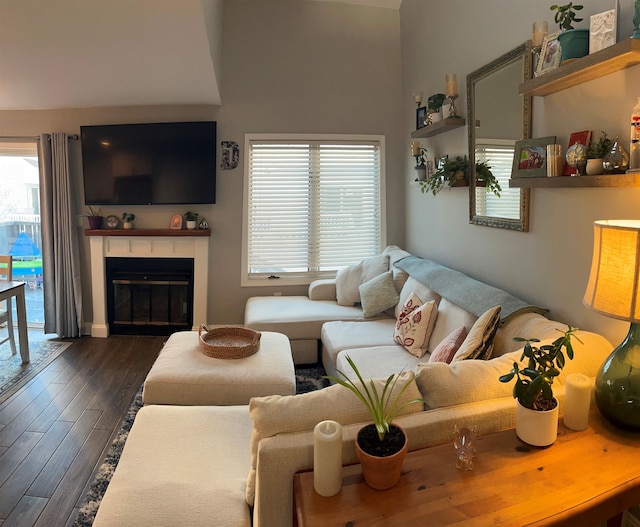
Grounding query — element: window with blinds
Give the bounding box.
[242,135,385,286]
[475,140,518,219]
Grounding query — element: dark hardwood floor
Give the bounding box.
[0,333,165,526]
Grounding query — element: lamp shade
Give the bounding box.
[583,220,640,323]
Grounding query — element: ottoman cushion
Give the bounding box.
[143,330,295,405]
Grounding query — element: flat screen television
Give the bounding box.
[81,121,217,205]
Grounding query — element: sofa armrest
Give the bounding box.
[308,279,337,301]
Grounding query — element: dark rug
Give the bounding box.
[73,362,329,527]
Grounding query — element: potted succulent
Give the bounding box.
[122,212,135,229]
[427,93,447,124]
[419,155,501,197]
[324,356,424,490]
[411,143,428,181]
[87,206,103,229]
[551,3,588,63]
[499,326,581,446]
[586,131,612,176]
[185,211,198,230]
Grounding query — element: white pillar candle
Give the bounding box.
[533,21,548,47]
[445,73,457,97]
[564,373,592,431]
[313,420,342,497]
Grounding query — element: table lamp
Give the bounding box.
[583,219,640,430]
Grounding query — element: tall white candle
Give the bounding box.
[313,420,342,497]
[564,373,592,431]
[445,73,457,97]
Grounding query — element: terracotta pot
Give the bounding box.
[355,424,408,490]
[516,399,559,447]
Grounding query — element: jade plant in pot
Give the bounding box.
[324,356,424,490]
[122,212,135,229]
[586,131,612,176]
[551,3,588,63]
[499,326,581,446]
[427,93,447,123]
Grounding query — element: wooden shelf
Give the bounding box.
[519,39,640,97]
[509,173,640,188]
[411,117,465,138]
[84,228,211,236]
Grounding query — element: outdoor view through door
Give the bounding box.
[0,141,43,328]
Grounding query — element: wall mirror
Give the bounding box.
[467,42,532,231]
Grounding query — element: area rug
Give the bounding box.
[0,338,71,405]
[73,362,330,527]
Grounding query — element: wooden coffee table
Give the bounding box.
[294,408,640,526]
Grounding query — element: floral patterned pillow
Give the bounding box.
[393,292,438,358]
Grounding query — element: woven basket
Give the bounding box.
[198,325,261,359]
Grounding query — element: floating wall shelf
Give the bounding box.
[411,116,465,139]
[509,173,640,188]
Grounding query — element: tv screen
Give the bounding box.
[81,121,217,205]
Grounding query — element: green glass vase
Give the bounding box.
[595,323,640,430]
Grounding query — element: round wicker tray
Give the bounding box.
[198,325,261,359]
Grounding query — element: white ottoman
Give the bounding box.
[143,330,296,405]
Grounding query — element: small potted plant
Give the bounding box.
[185,211,198,230]
[419,155,501,197]
[551,3,588,62]
[586,131,612,176]
[499,326,581,446]
[87,206,103,229]
[427,93,447,123]
[411,142,428,181]
[324,356,424,490]
[122,212,135,229]
[475,160,502,197]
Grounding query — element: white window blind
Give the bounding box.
[475,140,519,219]
[243,136,384,285]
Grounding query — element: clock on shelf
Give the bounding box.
[105,215,120,229]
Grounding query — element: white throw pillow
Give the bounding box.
[452,305,501,361]
[245,371,423,505]
[393,292,438,358]
[335,254,389,306]
[359,270,400,318]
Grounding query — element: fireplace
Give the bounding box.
[106,257,194,336]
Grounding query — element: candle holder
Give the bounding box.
[446,94,459,118]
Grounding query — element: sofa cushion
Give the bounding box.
[452,306,501,361]
[393,296,437,358]
[359,270,399,318]
[395,276,441,319]
[383,245,412,293]
[246,371,423,505]
[335,346,425,380]
[428,326,467,364]
[428,298,478,353]
[336,254,389,306]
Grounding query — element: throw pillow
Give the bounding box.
[335,254,389,306]
[428,326,468,363]
[451,305,501,361]
[393,294,438,358]
[245,371,423,506]
[359,270,400,318]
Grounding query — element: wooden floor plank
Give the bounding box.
[3,496,47,527]
[0,433,43,488]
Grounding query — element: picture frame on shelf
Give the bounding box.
[563,130,592,175]
[536,32,561,76]
[589,9,617,54]
[426,159,435,178]
[511,136,556,178]
[170,214,183,230]
[416,106,427,129]
[437,155,448,170]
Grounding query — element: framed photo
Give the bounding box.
[536,32,561,76]
[437,155,448,170]
[511,136,556,178]
[426,159,435,178]
[590,9,617,54]
[563,130,592,175]
[416,106,427,129]
[170,214,183,230]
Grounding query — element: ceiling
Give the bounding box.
[0,0,399,111]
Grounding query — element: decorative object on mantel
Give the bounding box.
[499,326,581,446]
[121,212,135,230]
[589,9,617,55]
[416,106,427,130]
[563,130,591,175]
[86,206,103,230]
[565,141,587,176]
[602,136,630,174]
[411,141,428,181]
[170,214,183,230]
[184,211,199,230]
[444,74,459,118]
[583,219,640,430]
[630,97,640,172]
[550,2,589,63]
[198,217,209,230]
[586,130,612,176]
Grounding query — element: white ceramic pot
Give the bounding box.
[429,109,442,123]
[186,220,197,230]
[515,399,559,447]
[586,158,604,176]
[123,222,133,230]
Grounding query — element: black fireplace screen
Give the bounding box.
[106,257,194,336]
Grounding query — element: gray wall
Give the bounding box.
[400,0,639,347]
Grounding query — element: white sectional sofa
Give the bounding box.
[94,249,613,527]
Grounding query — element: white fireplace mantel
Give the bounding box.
[86,229,210,337]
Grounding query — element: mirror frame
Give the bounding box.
[467,42,532,232]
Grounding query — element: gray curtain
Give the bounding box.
[39,133,83,337]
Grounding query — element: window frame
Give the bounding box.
[241,133,386,287]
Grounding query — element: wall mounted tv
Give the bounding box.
[81,121,216,205]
